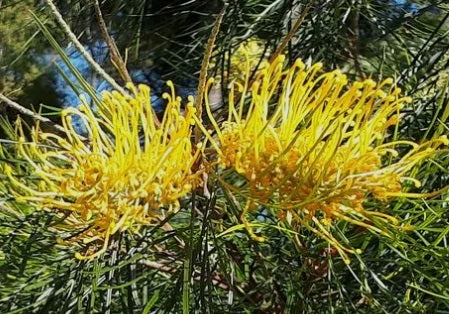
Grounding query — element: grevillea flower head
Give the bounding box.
[212,38,269,84]
[3,82,203,259]
[202,54,448,263]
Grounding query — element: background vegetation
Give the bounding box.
[1,0,449,313]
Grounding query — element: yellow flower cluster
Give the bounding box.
[215,38,269,83]
[1,46,448,263]
[202,54,448,262]
[3,83,202,259]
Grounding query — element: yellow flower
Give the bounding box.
[3,82,203,259]
[201,54,448,263]
[214,38,269,84]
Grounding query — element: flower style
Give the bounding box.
[3,83,202,259]
[202,54,448,263]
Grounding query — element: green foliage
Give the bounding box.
[1,0,449,313]
[0,1,61,127]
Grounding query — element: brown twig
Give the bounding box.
[140,259,231,290]
[194,4,227,144]
[93,0,133,83]
[44,0,124,94]
[348,6,364,79]
[268,2,312,65]
[44,0,161,127]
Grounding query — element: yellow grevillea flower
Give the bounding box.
[201,55,448,263]
[214,38,269,83]
[3,83,202,259]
